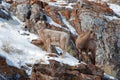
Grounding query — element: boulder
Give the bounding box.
[31,60,104,80]
[0,56,28,80]
[30,4,46,22]
[15,3,31,22]
[6,0,120,79]
[5,0,13,3]
[45,5,63,25]
[0,9,11,20]
[0,4,12,20]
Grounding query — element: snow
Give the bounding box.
[55,46,63,55]
[46,16,62,28]
[109,3,120,16]
[49,52,79,66]
[48,0,67,6]
[59,12,78,35]
[0,74,6,80]
[0,17,48,75]
[1,1,11,9]
[46,13,78,35]
[105,15,119,20]
[104,73,118,80]
[47,0,73,9]
[88,0,109,2]
[0,16,80,75]
[65,3,74,9]
[104,3,120,20]
[46,15,68,31]
[89,0,120,17]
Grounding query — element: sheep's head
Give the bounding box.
[90,31,96,40]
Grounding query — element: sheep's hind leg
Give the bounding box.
[78,49,83,62]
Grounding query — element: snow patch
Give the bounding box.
[59,12,78,35]
[0,16,80,75]
[1,1,11,9]
[104,73,118,80]
[46,15,68,31]
[88,0,109,2]
[49,52,79,66]
[48,0,73,9]
[0,18,48,75]
[105,15,119,20]
[109,3,120,16]
[46,16,62,28]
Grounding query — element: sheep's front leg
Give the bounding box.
[61,44,66,58]
[46,38,51,53]
[60,38,66,58]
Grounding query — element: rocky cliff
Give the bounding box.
[0,0,119,80]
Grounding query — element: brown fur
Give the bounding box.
[76,30,96,64]
[87,38,96,64]
[38,29,69,58]
[31,39,44,46]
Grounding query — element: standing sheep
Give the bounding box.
[76,30,96,64]
[38,29,70,58]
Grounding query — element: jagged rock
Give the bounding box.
[78,1,119,79]
[7,0,119,79]
[30,4,40,22]
[30,3,46,22]
[45,5,63,25]
[30,0,48,8]
[69,9,81,35]
[68,0,77,3]
[0,9,11,20]
[15,3,31,22]
[76,63,104,77]
[31,60,103,80]
[0,0,2,4]
[83,0,113,15]
[5,0,13,3]
[104,19,120,79]
[61,9,71,20]
[0,56,29,80]
[116,70,120,80]
[0,4,12,20]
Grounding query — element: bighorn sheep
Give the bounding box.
[76,30,96,64]
[38,29,69,58]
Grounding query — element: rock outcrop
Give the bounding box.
[31,60,103,80]
[0,3,12,20]
[0,56,28,80]
[0,0,119,79]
